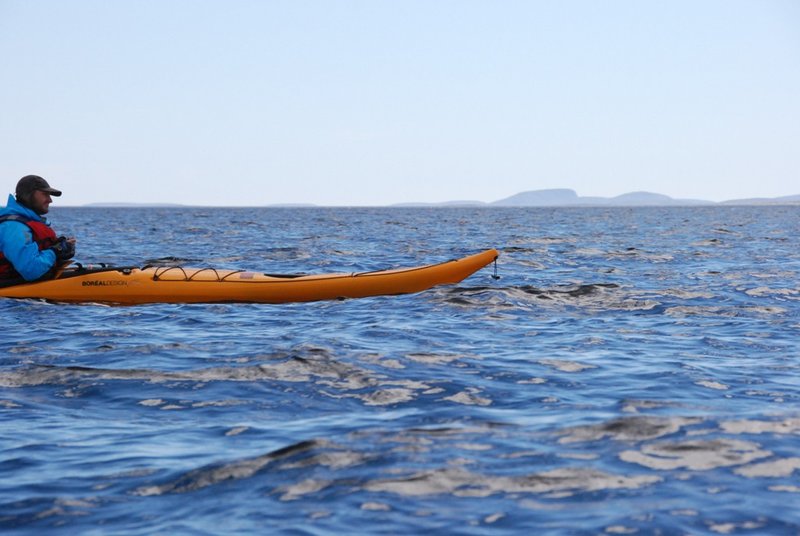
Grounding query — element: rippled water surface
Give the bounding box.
[2,206,799,534]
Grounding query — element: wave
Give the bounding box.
[134,439,326,496]
[0,346,494,408]
[129,413,800,501]
[436,283,661,312]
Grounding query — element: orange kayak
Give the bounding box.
[0,249,498,305]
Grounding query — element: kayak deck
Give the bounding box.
[0,249,499,305]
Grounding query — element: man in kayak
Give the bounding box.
[0,175,76,281]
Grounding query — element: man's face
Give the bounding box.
[30,190,53,215]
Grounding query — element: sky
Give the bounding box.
[1,0,798,206]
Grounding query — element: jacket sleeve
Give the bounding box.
[0,221,57,281]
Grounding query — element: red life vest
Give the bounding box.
[0,214,58,279]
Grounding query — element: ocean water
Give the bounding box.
[1,206,799,535]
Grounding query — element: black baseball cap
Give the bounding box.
[16,175,62,198]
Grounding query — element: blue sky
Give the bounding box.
[1,0,798,206]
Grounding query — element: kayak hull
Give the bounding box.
[0,249,498,305]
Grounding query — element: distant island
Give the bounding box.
[392,189,800,207]
[79,189,800,208]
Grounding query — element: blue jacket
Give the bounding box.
[0,194,58,281]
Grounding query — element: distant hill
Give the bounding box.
[402,189,798,207]
[491,188,581,206]
[490,189,712,206]
[720,194,800,206]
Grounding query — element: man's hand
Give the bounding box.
[50,236,76,262]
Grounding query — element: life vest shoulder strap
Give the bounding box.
[0,214,33,224]
[0,214,55,242]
